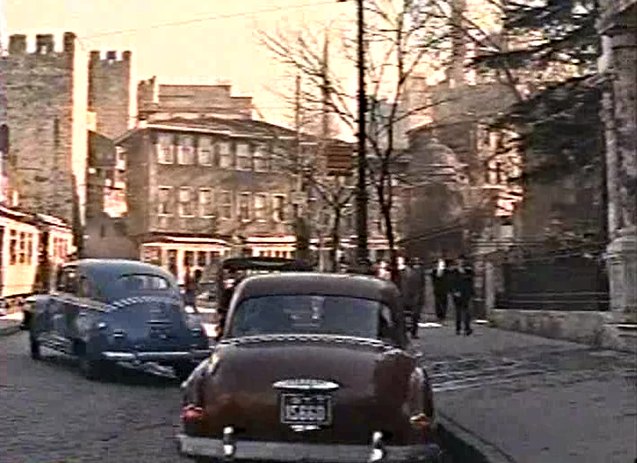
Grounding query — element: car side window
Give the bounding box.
[57,267,79,295]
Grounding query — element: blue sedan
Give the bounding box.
[28,259,210,380]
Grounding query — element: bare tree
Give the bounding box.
[261,0,454,275]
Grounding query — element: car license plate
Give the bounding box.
[280,394,331,425]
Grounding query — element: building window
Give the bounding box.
[196,251,207,268]
[177,136,196,165]
[208,251,220,265]
[199,188,215,217]
[198,137,213,166]
[254,193,268,221]
[184,250,194,267]
[272,195,286,222]
[236,143,252,171]
[178,187,195,217]
[218,141,232,169]
[253,145,269,172]
[157,134,174,164]
[157,187,173,216]
[220,191,233,219]
[238,192,251,222]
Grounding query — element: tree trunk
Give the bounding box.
[330,208,341,273]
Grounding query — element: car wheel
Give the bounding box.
[29,334,41,360]
[79,353,104,381]
[76,343,105,381]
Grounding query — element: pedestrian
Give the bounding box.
[412,257,425,331]
[431,257,450,322]
[399,257,420,339]
[376,260,392,280]
[449,255,474,336]
[183,267,199,313]
[401,258,425,339]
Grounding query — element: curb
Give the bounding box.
[437,414,515,463]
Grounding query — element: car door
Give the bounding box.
[51,266,79,350]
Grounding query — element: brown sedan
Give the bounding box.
[177,272,441,462]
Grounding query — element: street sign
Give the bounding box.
[325,141,354,176]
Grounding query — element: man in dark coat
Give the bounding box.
[431,258,450,322]
[449,255,474,336]
[410,258,426,338]
[400,258,424,339]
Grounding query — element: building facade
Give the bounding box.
[137,79,253,122]
[598,0,637,317]
[2,32,88,226]
[116,116,303,282]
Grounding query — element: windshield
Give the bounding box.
[227,295,395,341]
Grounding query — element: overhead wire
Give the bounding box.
[80,0,342,40]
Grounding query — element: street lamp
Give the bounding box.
[338,0,368,263]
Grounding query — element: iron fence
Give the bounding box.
[496,254,609,311]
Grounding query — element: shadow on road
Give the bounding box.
[36,353,183,388]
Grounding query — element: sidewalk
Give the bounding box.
[0,311,23,336]
[415,323,637,463]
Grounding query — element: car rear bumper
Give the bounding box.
[101,349,210,363]
[176,433,441,462]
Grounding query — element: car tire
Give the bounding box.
[76,343,104,381]
[29,334,41,360]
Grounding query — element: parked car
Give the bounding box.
[28,259,210,380]
[178,272,441,463]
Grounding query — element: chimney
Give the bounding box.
[8,35,26,54]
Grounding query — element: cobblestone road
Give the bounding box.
[0,332,189,463]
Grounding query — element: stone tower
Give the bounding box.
[2,32,88,225]
[88,50,132,138]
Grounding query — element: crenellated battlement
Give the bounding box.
[7,32,76,55]
[89,50,132,64]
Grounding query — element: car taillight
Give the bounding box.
[181,404,205,422]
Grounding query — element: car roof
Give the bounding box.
[65,259,175,283]
[233,272,401,308]
[220,257,313,272]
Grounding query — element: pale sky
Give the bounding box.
[4,0,358,129]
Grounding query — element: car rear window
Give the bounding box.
[228,295,395,341]
[115,274,171,292]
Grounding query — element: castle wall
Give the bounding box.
[3,32,85,225]
[88,50,132,139]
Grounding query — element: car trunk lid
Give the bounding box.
[199,335,416,445]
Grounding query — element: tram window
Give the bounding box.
[9,230,17,265]
[197,251,206,267]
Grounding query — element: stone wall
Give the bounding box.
[88,50,132,139]
[2,32,85,225]
[598,0,637,316]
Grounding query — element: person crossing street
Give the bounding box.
[449,255,474,336]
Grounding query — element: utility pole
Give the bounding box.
[293,73,310,261]
[355,0,368,263]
